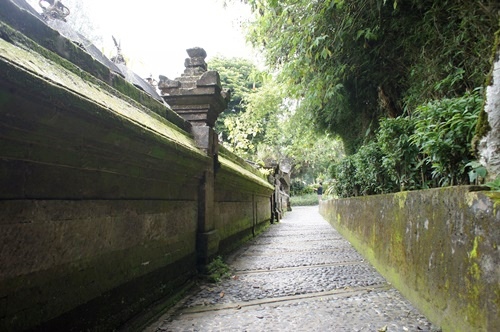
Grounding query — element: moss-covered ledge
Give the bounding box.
[0,34,207,329]
[0,1,190,131]
[0,37,201,157]
[319,186,499,332]
[218,146,273,194]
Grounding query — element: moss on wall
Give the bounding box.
[319,186,499,332]
[0,38,203,157]
[0,4,190,132]
[0,7,274,331]
[218,153,273,193]
[31,253,197,332]
[0,200,198,331]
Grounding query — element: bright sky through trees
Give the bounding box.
[28,0,254,79]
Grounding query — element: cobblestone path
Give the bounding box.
[145,206,437,332]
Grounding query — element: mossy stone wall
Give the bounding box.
[214,151,273,254]
[319,186,499,332]
[0,15,272,332]
[0,37,204,330]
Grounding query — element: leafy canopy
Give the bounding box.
[208,56,266,141]
[210,55,344,183]
[245,0,498,153]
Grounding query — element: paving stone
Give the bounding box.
[230,251,365,272]
[144,206,437,332]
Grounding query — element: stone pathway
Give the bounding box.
[145,206,437,332]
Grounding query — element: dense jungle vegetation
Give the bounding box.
[216,0,499,197]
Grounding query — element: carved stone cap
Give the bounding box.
[159,47,231,127]
[187,47,207,58]
[158,47,211,92]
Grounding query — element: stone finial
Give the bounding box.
[159,47,230,128]
[183,47,208,77]
[187,47,207,58]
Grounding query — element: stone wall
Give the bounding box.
[319,187,500,332]
[215,149,274,253]
[0,4,273,331]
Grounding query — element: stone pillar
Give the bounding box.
[159,47,230,269]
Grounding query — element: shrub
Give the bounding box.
[352,141,390,196]
[377,116,426,191]
[410,89,482,186]
[290,179,314,196]
[332,157,358,198]
[332,89,483,197]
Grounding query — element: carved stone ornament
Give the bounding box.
[159,47,230,128]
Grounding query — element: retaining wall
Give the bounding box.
[0,5,272,331]
[215,149,273,253]
[319,186,500,332]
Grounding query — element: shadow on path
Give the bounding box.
[145,206,437,331]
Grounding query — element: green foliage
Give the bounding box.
[377,116,425,191]
[410,90,483,186]
[213,56,344,182]
[485,176,500,192]
[208,56,266,141]
[209,56,261,114]
[332,142,393,197]
[219,1,496,196]
[332,156,358,198]
[402,1,497,109]
[223,77,285,158]
[290,193,320,206]
[290,180,313,196]
[332,90,483,197]
[206,256,231,283]
[245,0,498,153]
[352,142,386,195]
[283,114,344,183]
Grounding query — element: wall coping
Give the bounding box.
[0,35,204,158]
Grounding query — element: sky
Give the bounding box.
[29,0,257,79]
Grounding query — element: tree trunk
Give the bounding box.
[478,30,500,180]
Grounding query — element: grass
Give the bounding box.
[290,193,320,206]
[206,256,231,283]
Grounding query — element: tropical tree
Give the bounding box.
[209,55,344,182]
[244,0,499,154]
[208,56,266,141]
[222,74,284,159]
[281,105,344,182]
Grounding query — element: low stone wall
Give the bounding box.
[319,186,499,332]
[0,7,272,331]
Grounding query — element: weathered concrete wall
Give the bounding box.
[0,7,272,331]
[319,187,500,332]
